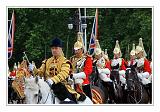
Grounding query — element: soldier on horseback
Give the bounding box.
[70,32,93,100]
[135,38,151,85]
[29,37,85,104]
[93,40,115,103]
[111,40,127,85]
[135,38,152,102]
[127,43,137,67]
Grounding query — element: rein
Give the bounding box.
[127,69,143,104]
[36,83,50,104]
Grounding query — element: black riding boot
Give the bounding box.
[82,84,92,100]
[51,82,77,103]
[106,82,115,104]
[122,84,127,103]
[144,83,152,103]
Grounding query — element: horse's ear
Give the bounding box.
[133,62,137,68]
[23,77,25,82]
[35,76,39,84]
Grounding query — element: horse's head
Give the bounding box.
[24,77,52,104]
[125,63,138,91]
[24,77,40,104]
[110,70,119,83]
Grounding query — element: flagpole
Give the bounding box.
[78,8,81,32]
[84,8,87,53]
[96,9,98,40]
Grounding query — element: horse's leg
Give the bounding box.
[55,97,60,104]
[143,84,151,104]
[78,96,93,104]
[149,83,152,103]
[105,82,115,104]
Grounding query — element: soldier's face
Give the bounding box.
[114,53,120,59]
[130,55,136,60]
[136,52,143,59]
[74,48,83,57]
[95,54,101,60]
[51,47,62,56]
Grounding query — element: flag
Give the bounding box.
[8,11,15,59]
[88,9,98,55]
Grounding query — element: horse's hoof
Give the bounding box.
[60,100,77,104]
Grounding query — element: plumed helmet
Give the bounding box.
[94,48,102,55]
[113,40,122,57]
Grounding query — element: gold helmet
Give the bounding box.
[13,63,17,70]
[130,43,136,56]
[135,45,143,54]
[94,39,102,55]
[113,40,122,57]
[74,32,84,50]
[94,48,102,55]
[95,39,101,49]
[138,38,147,57]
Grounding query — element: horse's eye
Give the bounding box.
[34,94,38,97]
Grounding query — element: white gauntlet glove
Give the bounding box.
[137,73,143,79]
[28,63,34,72]
[73,72,86,79]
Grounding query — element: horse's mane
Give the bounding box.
[25,78,39,91]
[37,78,51,94]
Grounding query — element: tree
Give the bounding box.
[8,8,152,68]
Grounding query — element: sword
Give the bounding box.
[23,51,30,64]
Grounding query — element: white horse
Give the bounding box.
[24,77,93,104]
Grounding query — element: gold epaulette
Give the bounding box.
[42,59,48,64]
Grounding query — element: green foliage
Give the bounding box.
[8,8,152,68]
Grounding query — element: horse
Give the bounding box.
[90,64,108,104]
[24,76,93,104]
[125,64,150,104]
[8,77,19,104]
[110,70,124,104]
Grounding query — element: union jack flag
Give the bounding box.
[88,9,98,55]
[8,11,15,59]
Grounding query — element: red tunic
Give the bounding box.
[143,59,151,74]
[120,58,126,70]
[105,60,111,70]
[10,70,16,77]
[83,56,93,84]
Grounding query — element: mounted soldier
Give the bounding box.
[70,32,93,100]
[111,40,127,85]
[93,39,115,103]
[127,43,137,67]
[94,40,112,82]
[29,37,85,103]
[135,38,152,103]
[135,38,151,85]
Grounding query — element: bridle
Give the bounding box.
[126,68,143,103]
[36,83,55,104]
[36,83,50,104]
